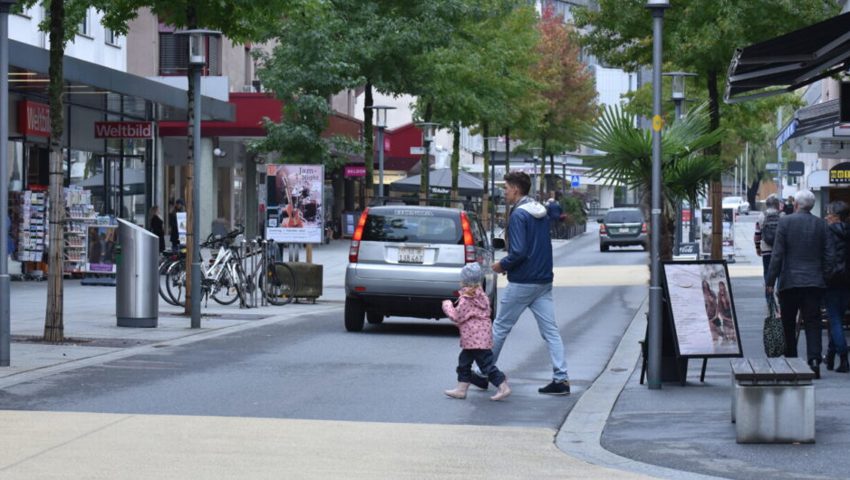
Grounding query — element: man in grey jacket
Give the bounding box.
[766,190,833,378]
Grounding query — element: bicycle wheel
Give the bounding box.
[211,267,240,305]
[158,258,175,305]
[165,261,187,307]
[263,262,296,306]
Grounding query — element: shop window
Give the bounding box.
[158,32,221,76]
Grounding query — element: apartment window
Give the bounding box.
[77,9,91,37]
[105,28,119,46]
[158,32,221,76]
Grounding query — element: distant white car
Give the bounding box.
[722,196,750,215]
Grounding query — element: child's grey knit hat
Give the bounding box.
[460,263,483,287]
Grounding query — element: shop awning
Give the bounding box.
[10,40,234,121]
[725,12,850,103]
[775,99,841,148]
[390,168,502,198]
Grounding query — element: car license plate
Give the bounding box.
[398,247,424,264]
[619,228,630,233]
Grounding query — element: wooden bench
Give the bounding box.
[730,357,815,444]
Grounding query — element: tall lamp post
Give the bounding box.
[486,137,500,241]
[416,122,438,203]
[366,105,395,200]
[647,0,670,390]
[663,72,697,255]
[0,0,15,366]
[529,147,542,195]
[176,29,218,329]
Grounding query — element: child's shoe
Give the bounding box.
[490,381,511,401]
[444,382,470,399]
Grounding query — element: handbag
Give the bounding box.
[763,297,785,357]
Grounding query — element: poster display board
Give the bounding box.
[700,208,735,258]
[265,164,325,243]
[661,260,743,358]
[176,212,187,246]
[86,225,118,274]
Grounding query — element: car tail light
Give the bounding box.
[349,209,369,263]
[599,224,607,235]
[460,212,476,263]
[641,223,648,234]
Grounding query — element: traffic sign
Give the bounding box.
[765,163,780,171]
[652,114,664,132]
[570,175,580,187]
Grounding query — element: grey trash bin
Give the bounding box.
[116,219,158,327]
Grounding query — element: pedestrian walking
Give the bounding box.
[783,195,795,216]
[489,171,570,395]
[442,263,511,401]
[754,195,781,291]
[766,190,833,378]
[823,200,850,373]
[149,206,165,252]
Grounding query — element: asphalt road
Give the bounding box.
[0,229,647,431]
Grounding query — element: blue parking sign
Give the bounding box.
[570,175,580,187]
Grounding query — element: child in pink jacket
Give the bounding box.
[442,263,511,401]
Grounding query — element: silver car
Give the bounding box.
[344,206,498,332]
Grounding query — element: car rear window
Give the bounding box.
[362,211,462,244]
[605,210,643,223]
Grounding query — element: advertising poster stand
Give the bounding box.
[645,260,744,386]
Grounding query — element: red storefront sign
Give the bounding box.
[18,100,50,137]
[94,121,154,138]
[344,165,366,178]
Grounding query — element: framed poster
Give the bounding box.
[85,225,118,274]
[661,260,743,358]
[265,164,324,243]
[176,211,187,246]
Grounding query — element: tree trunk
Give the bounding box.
[707,70,723,260]
[44,0,66,342]
[540,136,547,194]
[363,82,374,207]
[183,9,197,316]
[451,122,460,202]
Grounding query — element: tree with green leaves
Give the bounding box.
[584,103,723,259]
[574,0,838,259]
[250,0,361,167]
[517,2,597,195]
[412,1,541,206]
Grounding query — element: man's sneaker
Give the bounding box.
[538,380,570,395]
[469,373,489,390]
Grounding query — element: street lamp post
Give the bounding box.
[0,0,16,366]
[176,29,219,329]
[367,105,395,201]
[647,0,670,390]
[529,147,542,195]
[486,137,500,241]
[663,72,696,255]
[416,122,438,204]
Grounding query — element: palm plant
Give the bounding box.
[584,103,725,260]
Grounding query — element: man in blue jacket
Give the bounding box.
[490,171,570,395]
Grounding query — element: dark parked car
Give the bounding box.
[598,207,648,252]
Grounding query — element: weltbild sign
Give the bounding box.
[94,121,154,139]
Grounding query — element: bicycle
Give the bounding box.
[164,227,247,307]
[236,238,297,306]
